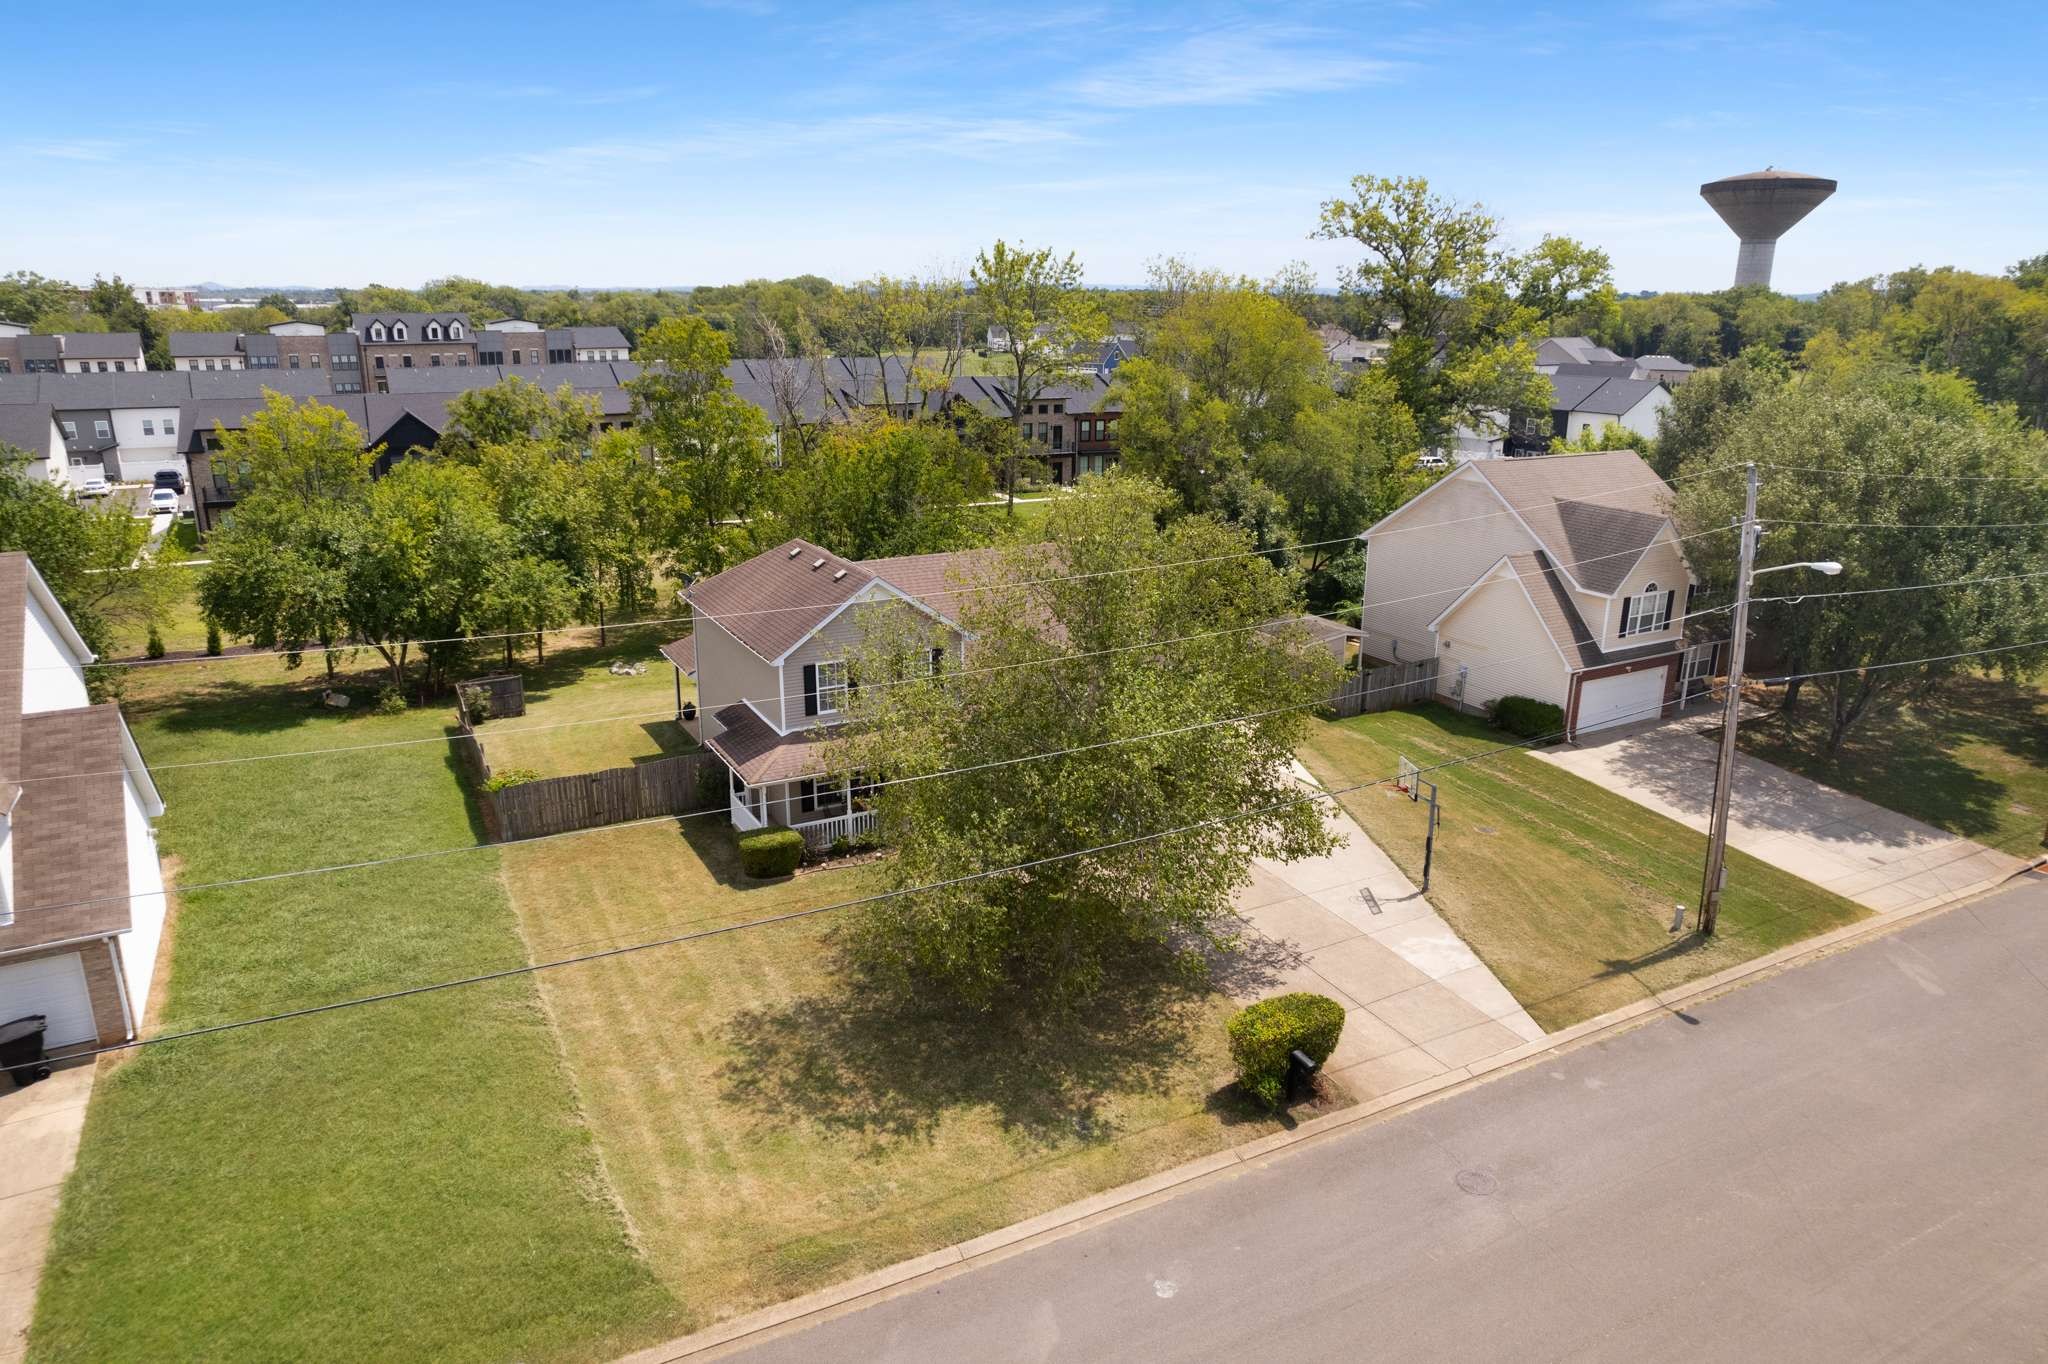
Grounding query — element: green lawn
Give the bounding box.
[499,819,1307,1330]
[1738,673,2047,859]
[471,624,697,778]
[1297,706,1868,1031]
[31,661,682,1362]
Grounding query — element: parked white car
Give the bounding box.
[76,477,111,499]
[149,487,179,514]
[1416,451,1450,471]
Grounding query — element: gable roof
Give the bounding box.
[59,332,144,360]
[169,331,245,357]
[684,539,997,665]
[1465,451,1676,595]
[1537,336,1625,367]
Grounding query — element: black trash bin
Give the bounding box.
[0,1014,52,1089]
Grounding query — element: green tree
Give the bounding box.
[1674,377,2048,751]
[479,554,577,667]
[627,316,773,574]
[834,474,1343,1011]
[346,461,508,691]
[1104,357,1242,512]
[1312,175,1570,447]
[436,377,598,466]
[0,448,162,663]
[1256,372,1425,578]
[766,415,990,559]
[970,241,1107,506]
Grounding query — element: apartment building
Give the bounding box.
[476,320,629,366]
[0,323,143,376]
[350,311,478,392]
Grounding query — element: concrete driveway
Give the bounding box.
[1229,769,1544,1100]
[1535,713,2027,913]
[0,1062,94,1364]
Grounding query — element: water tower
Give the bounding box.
[1699,168,1837,289]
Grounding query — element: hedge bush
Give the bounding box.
[482,767,540,793]
[1487,694,1565,741]
[738,827,805,879]
[1228,992,1346,1109]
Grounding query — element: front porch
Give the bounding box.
[729,772,878,854]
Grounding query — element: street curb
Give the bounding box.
[617,855,2046,1363]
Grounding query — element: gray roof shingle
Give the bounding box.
[1468,451,1674,595]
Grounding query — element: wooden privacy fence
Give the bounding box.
[1329,656,1439,719]
[486,751,723,842]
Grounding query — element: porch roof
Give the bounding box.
[659,634,695,677]
[704,703,832,786]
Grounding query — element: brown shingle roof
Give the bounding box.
[2,705,131,948]
[659,635,695,677]
[703,703,834,785]
[1506,551,1677,671]
[685,540,998,663]
[1469,451,1674,594]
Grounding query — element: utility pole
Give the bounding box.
[1698,462,1759,935]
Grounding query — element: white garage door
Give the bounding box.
[0,951,98,1047]
[1576,668,1668,736]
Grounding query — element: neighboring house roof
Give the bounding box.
[169,332,245,357]
[12,705,133,935]
[1567,376,1667,417]
[1538,336,1625,367]
[659,636,695,678]
[1463,450,1676,595]
[1634,354,1694,372]
[351,312,472,336]
[1545,361,1639,380]
[59,332,144,360]
[564,326,629,348]
[0,405,57,460]
[704,703,834,785]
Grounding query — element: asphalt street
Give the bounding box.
[736,870,2048,1362]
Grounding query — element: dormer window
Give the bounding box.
[425,321,443,341]
[449,322,464,339]
[368,322,386,342]
[391,322,408,342]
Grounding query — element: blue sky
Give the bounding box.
[4,0,2042,294]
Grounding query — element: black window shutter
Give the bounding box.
[1619,597,1634,637]
[803,663,818,716]
[930,647,944,675]
[799,779,815,813]
[1661,589,1675,631]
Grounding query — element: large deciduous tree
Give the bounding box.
[833,474,1343,1012]
[1312,174,1598,448]
[626,316,774,574]
[766,414,990,560]
[1675,373,2048,752]
[0,447,163,665]
[970,241,1106,507]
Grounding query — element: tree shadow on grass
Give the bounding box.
[720,932,1298,1147]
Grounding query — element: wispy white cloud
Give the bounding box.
[1066,24,1398,109]
[24,138,126,162]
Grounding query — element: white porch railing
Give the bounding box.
[730,790,766,831]
[793,808,877,853]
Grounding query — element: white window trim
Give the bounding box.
[815,659,848,715]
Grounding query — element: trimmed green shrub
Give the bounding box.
[144,626,166,660]
[738,827,805,879]
[373,685,408,717]
[204,623,223,657]
[482,768,541,793]
[1228,992,1346,1109]
[1487,694,1565,741]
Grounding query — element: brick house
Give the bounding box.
[0,553,169,1052]
[350,312,478,392]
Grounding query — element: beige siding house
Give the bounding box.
[665,539,990,851]
[1360,451,1707,738]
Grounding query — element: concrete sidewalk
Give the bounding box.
[1535,714,2026,914]
[0,1062,95,1364]
[1230,767,1542,1099]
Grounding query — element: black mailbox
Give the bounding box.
[1286,1048,1318,1102]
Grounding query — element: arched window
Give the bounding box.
[391,322,408,341]
[368,322,386,342]
[425,321,442,341]
[449,322,464,339]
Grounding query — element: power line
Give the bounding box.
[1750,568,2048,603]
[1755,462,2048,484]
[1753,637,2048,685]
[12,527,1744,786]
[66,687,1692,1061]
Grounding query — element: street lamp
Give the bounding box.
[1697,465,1843,935]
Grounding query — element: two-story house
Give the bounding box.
[0,553,169,1052]
[669,538,994,851]
[1359,450,1702,738]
